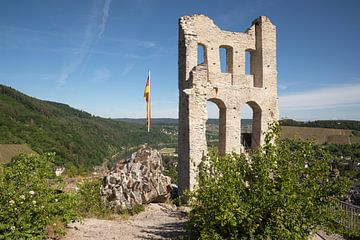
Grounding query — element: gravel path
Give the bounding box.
[63,203,192,240]
[63,203,346,240]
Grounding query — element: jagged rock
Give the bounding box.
[100,144,172,210]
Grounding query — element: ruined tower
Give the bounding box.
[178,14,279,195]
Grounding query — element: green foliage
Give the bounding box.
[77,178,111,218]
[325,143,360,179]
[163,155,178,184]
[0,153,79,239]
[188,123,351,240]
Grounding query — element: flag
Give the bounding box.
[144,71,151,132]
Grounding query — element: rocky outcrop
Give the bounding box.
[100,145,172,210]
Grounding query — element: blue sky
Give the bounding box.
[0,0,359,120]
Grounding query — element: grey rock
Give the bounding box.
[101,144,172,210]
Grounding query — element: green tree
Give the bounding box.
[188,123,352,240]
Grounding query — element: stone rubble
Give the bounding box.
[100,144,172,210]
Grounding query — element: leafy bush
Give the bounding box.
[0,153,79,239]
[188,123,351,240]
[77,178,111,218]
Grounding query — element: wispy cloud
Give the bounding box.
[122,63,135,75]
[92,67,111,82]
[279,83,360,110]
[57,0,111,87]
[104,36,157,49]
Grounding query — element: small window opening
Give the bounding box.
[197,44,206,65]
[206,101,219,150]
[245,50,251,75]
[219,46,233,73]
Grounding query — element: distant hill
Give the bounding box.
[0,85,172,174]
[280,119,360,131]
[117,118,253,126]
[116,118,179,125]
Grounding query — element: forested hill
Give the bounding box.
[0,85,171,174]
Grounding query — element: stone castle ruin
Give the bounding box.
[178,14,279,195]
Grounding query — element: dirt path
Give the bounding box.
[63,203,192,240]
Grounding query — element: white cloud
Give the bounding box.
[57,0,112,87]
[279,83,360,110]
[97,0,111,42]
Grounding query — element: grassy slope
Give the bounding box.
[0,144,34,164]
[281,126,360,144]
[0,85,171,172]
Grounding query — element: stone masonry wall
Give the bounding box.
[178,14,279,195]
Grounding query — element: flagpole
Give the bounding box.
[144,70,151,133]
[148,70,151,133]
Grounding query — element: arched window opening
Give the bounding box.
[197,43,207,65]
[219,46,233,73]
[240,101,261,149]
[207,99,226,155]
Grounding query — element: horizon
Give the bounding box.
[1,0,359,120]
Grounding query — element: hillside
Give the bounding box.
[0,85,172,174]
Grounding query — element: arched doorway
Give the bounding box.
[207,98,226,155]
[240,101,262,149]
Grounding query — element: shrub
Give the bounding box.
[163,155,178,184]
[0,153,79,239]
[77,178,111,218]
[188,123,351,240]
